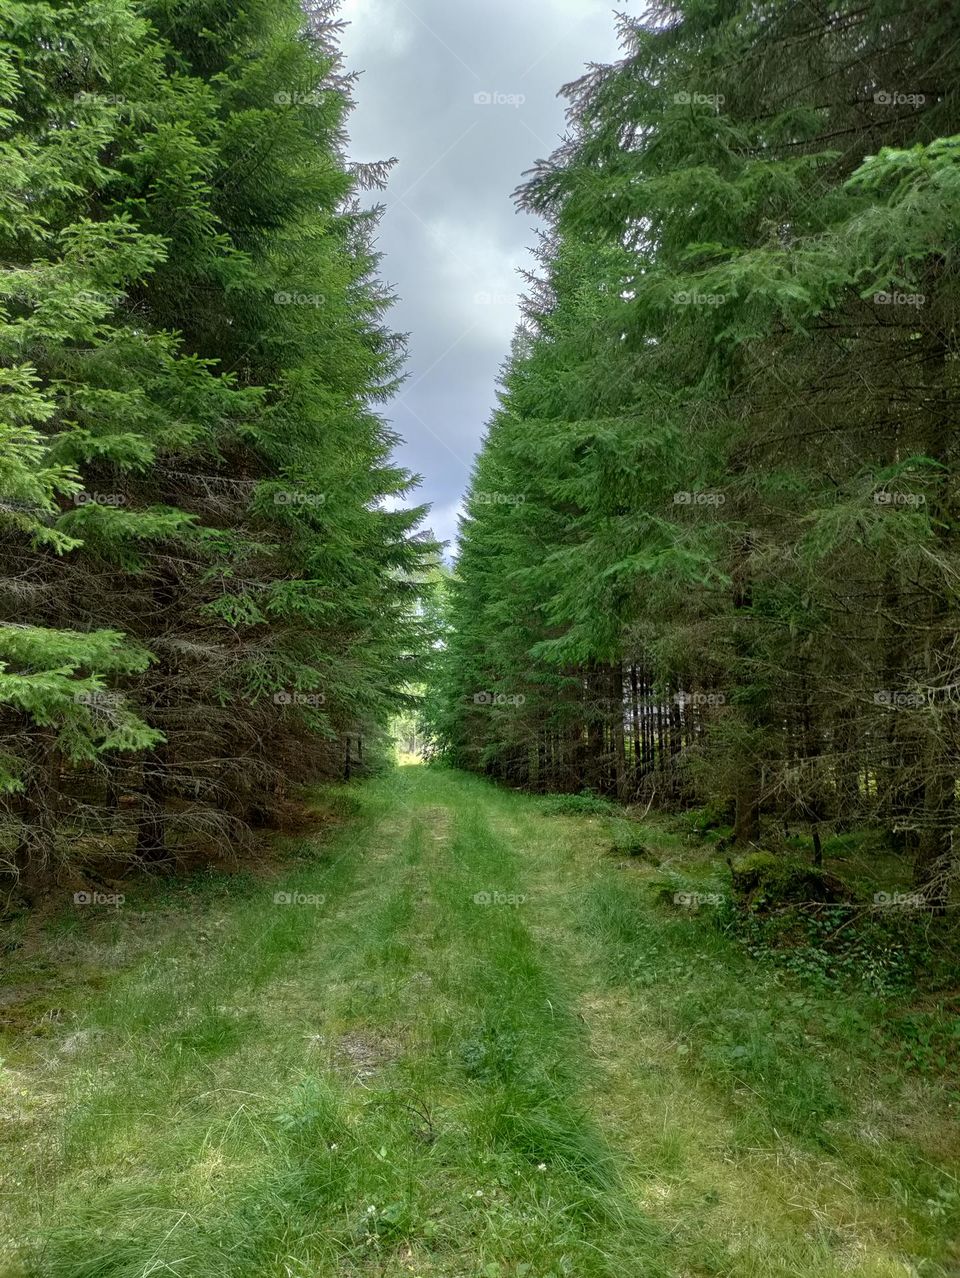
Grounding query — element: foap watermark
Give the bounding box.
[874,491,925,507]
[475,491,526,506]
[874,690,926,709]
[274,890,326,906]
[673,90,724,107]
[873,290,925,308]
[0,499,42,514]
[873,890,925,909]
[873,90,925,107]
[674,491,726,507]
[473,890,527,906]
[473,692,526,707]
[274,90,323,107]
[274,491,326,508]
[473,291,515,306]
[274,291,326,307]
[73,492,127,507]
[473,90,526,108]
[74,92,125,106]
[273,691,326,707]
[674,690,726,708]
[74,890,125,907]
[674,891,725,907]
[673,290,726,307]
[77,289,122,309]
[73,690,122,709]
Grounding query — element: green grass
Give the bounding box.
[0,766,957,1276]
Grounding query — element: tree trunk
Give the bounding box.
[135,747,168,861]
[13,729,59,901]
[913,746,954,912]
[734,768,761,845]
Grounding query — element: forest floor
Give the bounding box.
[0,766,958,1277]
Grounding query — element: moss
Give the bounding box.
[728,852,854,912]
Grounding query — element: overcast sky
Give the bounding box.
[338,0,628,553]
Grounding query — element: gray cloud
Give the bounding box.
[339,0,626,550]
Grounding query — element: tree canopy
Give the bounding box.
[430,0,960,905]
[0,0,436,891]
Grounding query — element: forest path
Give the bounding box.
[0,767,950,1277]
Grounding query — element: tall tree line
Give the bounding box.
[431,0,960,903]
[0,0,434,895]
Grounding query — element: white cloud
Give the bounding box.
[418,214,523,337]
[429,498,469,557]
[340,0,414,58]
[336,0,630,536]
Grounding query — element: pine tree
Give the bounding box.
[436,0,960,903]
[0,0,434,890]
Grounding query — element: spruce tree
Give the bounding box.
[436,0,960,902]
[0,0,434,889]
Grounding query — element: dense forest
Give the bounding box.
[1,3,959,1275]
[430,0,960,907]
[0,0,435,898]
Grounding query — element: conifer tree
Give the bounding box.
[435,0,960,902]
[0,0,433,889]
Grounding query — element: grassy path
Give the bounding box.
[0,767,956,1277]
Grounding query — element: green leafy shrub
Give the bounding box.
[540,793,620,817]
[728,852,854,912]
